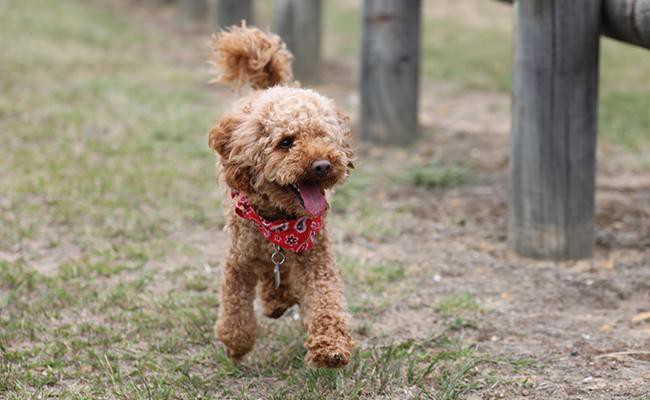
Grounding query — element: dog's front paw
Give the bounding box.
[225,346,248,362]
[307,349,350,368]
[305,336,353,368]
[215,318,256,362]
[306,346,351,368]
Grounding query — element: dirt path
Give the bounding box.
[328,116,650,397]
[342,177,650,398]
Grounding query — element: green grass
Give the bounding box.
[1,253,533,399]
[0,0,224,250]
[339,256,406,294]
[599,89,650,149]
[434,293,482,332]
[0,0,226,396]
[331,164,410,241]
[404,162,471,190]
[598,38,650,151]
[421,19,512,93]
[434,293,479,317]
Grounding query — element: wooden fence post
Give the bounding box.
[360,0,421,145]
[272,0,321,84]
[214,0,253,30]
[508,0,601,260]
[181,0,207,21]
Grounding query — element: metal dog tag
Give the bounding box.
[274,263,281,289]
[270,244,285,290]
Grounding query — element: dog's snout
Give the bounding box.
[311,159,331,177]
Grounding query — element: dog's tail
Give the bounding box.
[210,21,294,90]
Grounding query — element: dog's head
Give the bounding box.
[208,24,354,216]
[210,87,354,217]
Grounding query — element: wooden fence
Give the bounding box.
[501,0,650,260]
[169,0,649,260]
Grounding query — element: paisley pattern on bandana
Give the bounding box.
[231,191,323,252]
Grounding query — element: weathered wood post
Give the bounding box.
[182,0,207,21]
[214,0,253,29]
[360,0,421,145]
[272,0,322,84]
[508,0,601,259]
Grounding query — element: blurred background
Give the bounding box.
[1,0,649,399]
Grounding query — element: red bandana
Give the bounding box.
[232,191,323,253]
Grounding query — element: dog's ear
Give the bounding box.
[221,160,254,193]
[208,115,254,193]
[208,115,239,159]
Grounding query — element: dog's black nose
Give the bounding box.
[311,159,331,177]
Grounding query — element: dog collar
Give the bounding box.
[231,191,323,253]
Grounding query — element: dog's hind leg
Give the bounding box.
[215,254,258,361]
[258,264,298,319]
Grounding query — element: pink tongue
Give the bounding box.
[298,181,327,216]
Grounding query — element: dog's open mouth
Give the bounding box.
[289,181,327,216]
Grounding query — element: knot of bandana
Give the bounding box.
[231,191,323,253]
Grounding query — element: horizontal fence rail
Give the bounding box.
[603,0,650,49]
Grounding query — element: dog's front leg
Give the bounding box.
[215,254,258,361]
[294,256,353,368]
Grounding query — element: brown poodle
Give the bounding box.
[208,23,355,368]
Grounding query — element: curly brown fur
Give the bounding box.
[210,22,294,90]
[209,26,355,368]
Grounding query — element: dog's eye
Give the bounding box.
[278,138,294,150]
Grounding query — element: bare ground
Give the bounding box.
[334,97,650,398]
